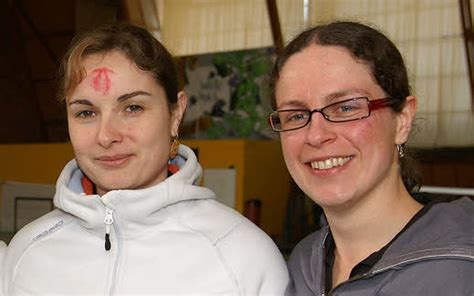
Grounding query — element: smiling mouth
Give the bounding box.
[96,154,133,167]
[310,156,353,170]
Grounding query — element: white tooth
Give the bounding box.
[325,159,333,169]
[338,157,344,165]
[312,157,352,170]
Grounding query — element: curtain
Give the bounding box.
[127,0,304,56]
[126,0,473,148]
[308,0,473,148]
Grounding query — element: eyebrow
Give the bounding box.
[277,100,307,109]
[68,99,93,107]
[323,89,371,102]
[117,91,152,102]
[68,91,152,106]
[277,89,369,109]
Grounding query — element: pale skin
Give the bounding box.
[275,44,422,288]
[67,50,187,196]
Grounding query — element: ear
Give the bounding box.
[170,91,188,137]
[395,95,417,144]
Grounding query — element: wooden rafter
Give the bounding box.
[265,0,284,55]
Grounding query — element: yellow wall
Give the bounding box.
[0,140,291,237]
[0,143,74,184]
[243,140,291,238]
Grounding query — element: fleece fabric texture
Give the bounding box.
[2,144,289,295]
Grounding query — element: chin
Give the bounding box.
[305,187,354,208]
[93,172,134,190]
[96,181,127,193]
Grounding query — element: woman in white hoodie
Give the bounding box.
[2,23,288,295]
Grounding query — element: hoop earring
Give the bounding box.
[397,144,405,159]
[169,135,180,159]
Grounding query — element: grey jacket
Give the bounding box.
[286,197,474,296]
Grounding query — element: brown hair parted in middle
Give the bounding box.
[58,23,179,111]
[270,21,410,112]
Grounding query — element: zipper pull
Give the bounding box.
[104,207,114,251]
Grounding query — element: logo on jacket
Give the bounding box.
[33,220,64,241]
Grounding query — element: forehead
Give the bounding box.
[77,51,158,93]
[81,51,136,73]
[275,45,381,105]
[65,51,139,98]
[66,51,165,103]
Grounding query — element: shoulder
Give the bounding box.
[285,229,326,296]
[376,256,474,295]
[171,198,265,244]
[2,210,74,292]
[0,240,6,272]
[407,197,473,247]
[288,227,326,267]
[8,210,72,247]
[4,210,73,269]
[381,197,474,274]
[428,196,474,217]
[171,199,289,293]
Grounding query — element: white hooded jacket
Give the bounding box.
[2,144,289,295]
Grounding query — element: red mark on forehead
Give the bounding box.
[91,68,114,95]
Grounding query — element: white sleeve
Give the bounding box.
[0,241,7,296]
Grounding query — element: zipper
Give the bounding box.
[104,207,114,251]
[101,204,121,295]
[320,231,329,296]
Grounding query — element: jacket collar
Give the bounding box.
[53,144,216,237]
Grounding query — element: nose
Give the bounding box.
[304,112,336,147]
[97,115,123,148]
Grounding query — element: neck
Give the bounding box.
[325,176,422,267]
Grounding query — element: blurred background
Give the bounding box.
[0,0,473,251]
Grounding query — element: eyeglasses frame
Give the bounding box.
[268,97,398,132]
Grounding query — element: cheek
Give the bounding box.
[353,115,397,156]
[280,133,303,167]
[141,124,171,154]
[67,123,89,154]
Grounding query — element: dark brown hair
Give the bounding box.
[58,23,179,110]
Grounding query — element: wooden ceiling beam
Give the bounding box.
[266,0,284,55]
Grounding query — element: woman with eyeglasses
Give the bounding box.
[269,21,474,295]
[2,23,289,295]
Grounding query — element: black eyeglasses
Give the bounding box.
[268,97,398,132]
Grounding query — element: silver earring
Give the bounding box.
[397,144,405,159]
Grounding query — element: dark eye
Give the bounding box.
[327,99,366,119]
[339,105,356,113]
[125,105,143,113]
[286,111,308,123]
[76,110,96,118]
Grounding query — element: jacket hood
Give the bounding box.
[53,144,216,237]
